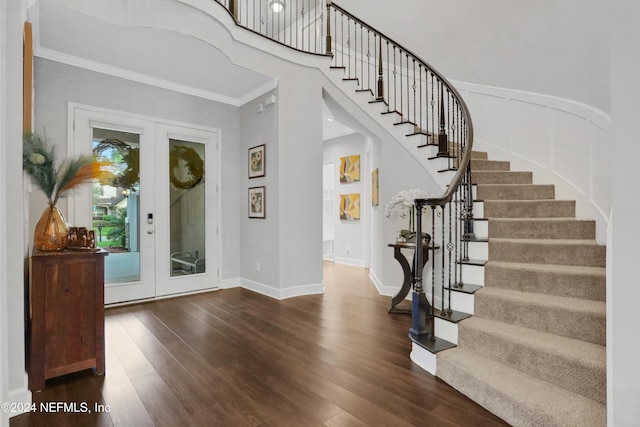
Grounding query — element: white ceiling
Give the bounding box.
[33,0,356,138]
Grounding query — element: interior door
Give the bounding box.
[154,124,219,297]
[71,105,220,304]
[71,107,156,304]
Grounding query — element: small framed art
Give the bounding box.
[339,154,360,183]
[249,186,266,218]
[339,193,360,220]
[248,144,266,178]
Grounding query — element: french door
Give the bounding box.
[70,105,219,304]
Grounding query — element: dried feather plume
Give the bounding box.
[23,133,113,205]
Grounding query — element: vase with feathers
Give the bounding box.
[23,133,112,251]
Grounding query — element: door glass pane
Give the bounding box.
[169,139,206,276]
[92,129,141,284]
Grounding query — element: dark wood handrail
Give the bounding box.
[329,1,474,208]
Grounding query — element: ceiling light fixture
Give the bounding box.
[269,0,285,13]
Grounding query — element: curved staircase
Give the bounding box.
[437,157,607,426]
[211,2,609,425]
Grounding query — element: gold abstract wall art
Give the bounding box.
[339,155,360,183]
[372,168,379,206]
[340,193,360,220]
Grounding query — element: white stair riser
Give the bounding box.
[468,241,488,260]
[444,290,475,314]
[461,263,485,286]
[473,220,488,239]
[435,317,458,345]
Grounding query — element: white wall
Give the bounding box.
[454,81,611,243]
[339,0,610,113]
[324,133,368,267]
[609,0,640,425]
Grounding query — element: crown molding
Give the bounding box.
[34,47,277,107]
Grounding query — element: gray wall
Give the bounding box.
[239,89,280,288]
[33,58,243,280]
[610,0,640,424]
[340,0,610,112]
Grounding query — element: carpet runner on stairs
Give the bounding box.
[436,154,607,427]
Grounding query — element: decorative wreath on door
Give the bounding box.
[170,146,204,189]
[93,138,140,189]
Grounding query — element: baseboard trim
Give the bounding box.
[334,257,366,267]
[239,278,324,300]
[6,383,31,419]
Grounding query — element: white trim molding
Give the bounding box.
[452,80,611,244]
[240,278,324,300]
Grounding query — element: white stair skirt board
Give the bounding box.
[410,342,437,375]
[467,240,488,260]
[474,201,484,218]
[435,317,458,344]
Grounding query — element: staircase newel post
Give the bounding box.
[325,1,332,55]
[229,0,238,22]
[409,199,434,341]
[437,83,448,157]
[376,37,384,101]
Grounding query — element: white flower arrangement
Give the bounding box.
[385,188,430,220]
[385,188,431,236]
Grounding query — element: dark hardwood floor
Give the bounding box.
[12,262,509,426]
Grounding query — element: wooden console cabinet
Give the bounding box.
[28,249,107,391]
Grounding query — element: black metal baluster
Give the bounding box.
[367,30,371,92]
[386,41,390,108]
[325,2,331,55]
[438,82,448,156]
[393,46,397,112]
[430,74,435,143]
[360,24,364,89]
[346,18,351,79]
[419,64,423,133]
[399,50,403,117]
[441,204,446,315]
[340,12,344,68]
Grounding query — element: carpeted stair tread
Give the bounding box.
[476,184,555,200]
[487,217,595,239]
[470,159,510,171]
[472,171,533,185]
[482,199,575,218]
[437,347,606,427]
[470,151,489,159]
[489,238,605,267]
[458,317,606,404]
[485,261,605,301]
[474,287,605,345]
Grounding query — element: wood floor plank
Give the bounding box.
[12,262,509,427]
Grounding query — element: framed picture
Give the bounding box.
[248,186,266,218]
[372,168,379,206]
[339,193,360,220]
[248,144,266,178]
[339,155,360,183]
